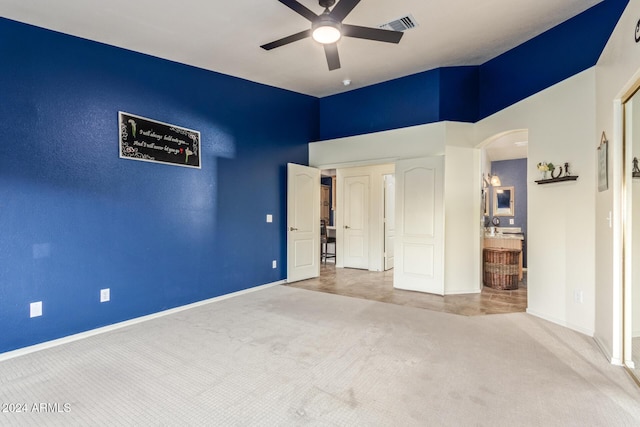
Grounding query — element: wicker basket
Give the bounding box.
[483,248,521,290]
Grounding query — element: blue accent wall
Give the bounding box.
[319,67,480,140]
[0,18,318,353]
[439,66,479,122]
[478,0,628,119]
[490,159,528,268]
[318,0,627,140]
[319,68,441,140]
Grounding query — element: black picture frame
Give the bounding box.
[119,111,201,169]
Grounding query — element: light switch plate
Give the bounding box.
[30,301,42,318]
[266,214,273,223]
[100,288,110,303]
[272,260,277,269]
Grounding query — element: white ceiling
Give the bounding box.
[1,0,601,97]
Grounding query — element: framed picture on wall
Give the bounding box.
[598,132,608,192]
[119,111,201,169]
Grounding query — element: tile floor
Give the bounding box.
[287,263,527,316]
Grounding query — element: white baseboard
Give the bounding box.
[445,289,481,295]
[0,280,284,362]
[526,308,594,337]
[593,335,622,365]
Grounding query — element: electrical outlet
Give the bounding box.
[509,219,514,225]
[272,260,277,269]
[574,290,583,303]
[266,214,273,223]
[100,288,110,303]
[30,301,42,318]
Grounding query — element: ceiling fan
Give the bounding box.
[261,0,404,71]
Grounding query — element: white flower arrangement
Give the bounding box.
[537,162,554,172]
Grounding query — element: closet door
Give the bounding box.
[342,175,369,269]
[394,157,445,295]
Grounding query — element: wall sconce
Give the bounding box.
[485,173,502,187]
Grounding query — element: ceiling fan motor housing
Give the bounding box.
[319,0,336,8]
[313,13,342,31]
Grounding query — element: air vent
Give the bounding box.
[379,14,418,32]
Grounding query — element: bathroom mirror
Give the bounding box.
[493,186,514,216]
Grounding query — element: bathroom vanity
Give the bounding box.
[483,227,524,281]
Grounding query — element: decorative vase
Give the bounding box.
[541,170,548,180]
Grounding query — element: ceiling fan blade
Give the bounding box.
[278,0,318,22]
[330,0,361,22]
[342,24,403,43]
[261,29,311,50]
[323,43,341,71]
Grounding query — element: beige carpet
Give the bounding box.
[0,285,639,426]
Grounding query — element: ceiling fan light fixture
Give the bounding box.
[312,15,342,44]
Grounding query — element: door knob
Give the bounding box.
[344,225,350,229]
[289,227,298,231]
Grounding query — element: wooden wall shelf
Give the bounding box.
[535,175,579,185]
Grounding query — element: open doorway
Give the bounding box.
[479,130,529,297]
[320,170,336,265]
[319,165,394,274]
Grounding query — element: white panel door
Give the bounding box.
[394,157,444,294]
[384,174,396,271]
[287,163,320,283]
[343,175,369,269]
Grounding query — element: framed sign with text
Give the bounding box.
[119,112,201,169]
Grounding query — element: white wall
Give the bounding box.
[443,123,483,294]
[309,122,446,169]
[444,145,483,294]
[476,69,597,335]
[594,0,640,363]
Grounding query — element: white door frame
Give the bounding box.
[384,174,396,271]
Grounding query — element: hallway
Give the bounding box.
[286,264,527,316]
